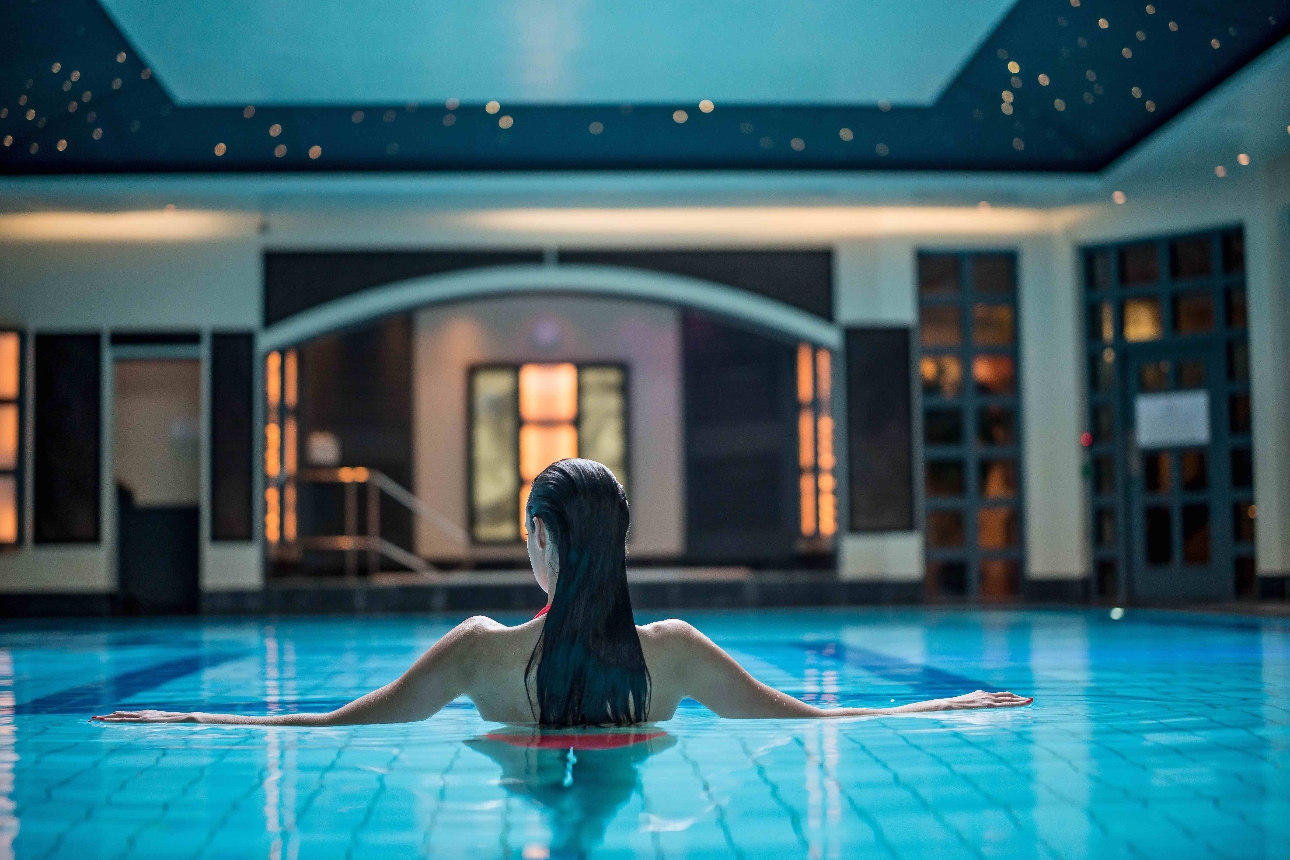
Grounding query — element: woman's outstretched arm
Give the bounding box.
[93,616,491,727]
[665,621,1031,718]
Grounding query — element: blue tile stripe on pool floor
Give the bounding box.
[14,651,247,715]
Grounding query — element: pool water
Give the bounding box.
[1,608,1287,859]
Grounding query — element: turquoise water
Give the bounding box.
[1,608,1287,859]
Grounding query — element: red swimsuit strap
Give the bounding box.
[533,604,550,619]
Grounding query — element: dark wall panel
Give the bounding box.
[846,327,914,531]
[264,251,544,325]
[34,334,101,543]
[210,333,254,541]
[683,313,800,564]
[560,250,833,320]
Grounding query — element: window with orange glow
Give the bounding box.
[263,348,298,549]
[0,332,21,545]
[470,362,626,543]
[796,343,836,539]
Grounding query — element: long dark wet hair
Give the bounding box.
[524,458,650,727]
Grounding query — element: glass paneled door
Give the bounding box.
[1124,344,1232,600]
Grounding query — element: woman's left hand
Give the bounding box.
[92,710,199,723]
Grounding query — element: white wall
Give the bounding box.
[413,295,684,562]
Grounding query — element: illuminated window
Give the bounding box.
[0,332,21,545]
[796,343,836,538]
[263,348,298,548]
[469,362,627,543]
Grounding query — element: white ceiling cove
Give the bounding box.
[98,0,1018,106]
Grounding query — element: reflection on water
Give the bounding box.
[467,727,676,859]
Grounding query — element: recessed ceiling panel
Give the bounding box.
[96,0,1018,106]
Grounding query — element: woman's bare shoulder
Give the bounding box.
[636,618,705,660]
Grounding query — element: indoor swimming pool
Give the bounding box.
[1,608,1287,859]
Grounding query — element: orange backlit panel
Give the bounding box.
[818,473,837,536]
[817,415,835,471]
[519,423,577,482]
[283,482,297,541]
[284,349,298,409]
[284,418,297,476]
[799,472,817,536]
[264,422,281,478]
[0,332,19,401]
[265,351,282,408]
[519,363,578,422]
[0,403,17,471]
[798,408,814,469]
[264,486,281,543]
[815,348,831,401]
[0,475,15,544]
[796,344,813,405]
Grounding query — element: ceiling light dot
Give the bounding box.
[1058,16,1067,25]
[698,99,714,113]
[790,137,805,151]
[1078,37,1088,47]
[51,62,61,73]
[1136,30,1146,40]
[1013,137,1025,150]
[874,100,892,113]
[1131,86,1142,97]
[70,71,80,82]
[17,96,25,106]
[269,123,282,137]
[1083,92,1094,103]
[85,111,95,122]
[445,98,459,110]
[673,109,688,123]
[498,114,513,129]
[308,145,321,159]
[485,101,500,114]
[1007,61,1020,73]
[1237,153,1250,165]
[1098,18,1109,28]
[1011,75,1023,88]
[1214,165,1226,177]
[67,101,77,112]
[37,117,46,128]
[383,109,396,122]
[1086,69,1097,81]
[62,81,72,92]
[56,139,66,151]
[1211,39,1221,48]
[442,114,456,126]
[1145,100,1156,111]
[1112,190,1126,204]
[1001,103,1014,115]
[1002,90,1014,103]
[875,142,889,156]
[1168,21,1178,31]
[1038,74,1050,85]
[243,106,255,118]
[274,144,287,157]
[1145,4,1155,13]
[1094,83,1104,94]
[1069,0,1079,7]
[1055,99,1066,110]
[589,121,604,135]
[29,143,38,154]
[997,48,1009,59]
[91,128,102,140]
[1122,47,1133,57]
[81,91,91,102]
[740,121,754,134]
[1,135,9,147]
[116,52,127,62]
[25,109,34,121]
[350,111,364,123]
[839,127,853,141]
[759,136,773,148]
[387,142,399,154]
[214,142,226,156]
[112,78,122,90]
[0,109,5,118]
[141,68,151,79]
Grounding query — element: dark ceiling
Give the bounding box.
[2,0,1287,174]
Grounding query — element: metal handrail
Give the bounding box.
[288,467,466,575]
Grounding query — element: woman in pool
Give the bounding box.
[95,458,1029,727]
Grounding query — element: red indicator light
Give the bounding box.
[1080,432,1093,447]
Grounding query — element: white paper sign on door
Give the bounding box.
[1135,390,1210,448]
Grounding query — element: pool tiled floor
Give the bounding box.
[1,609,1287,858]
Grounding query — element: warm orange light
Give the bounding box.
[815,349,831,402]
[818,473,837,536]
[798,408,815,469]
[338,466,369,483]
[284,418,297,476]
[265,486,280,543]
[520,424,578,482]
[284,349,297,409]
[796,344,813,405]
[264,422,281,478]
[0,332,19,400]
[0,404,17,471]
[800,473,817,536]
[817,415,835,471]
[283,482,296,542]
[265,351,281,409]
[0,475,15,543]
[520,363,578,422]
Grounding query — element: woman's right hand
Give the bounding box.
[93,710,200,723]
[925,690,1032,711]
